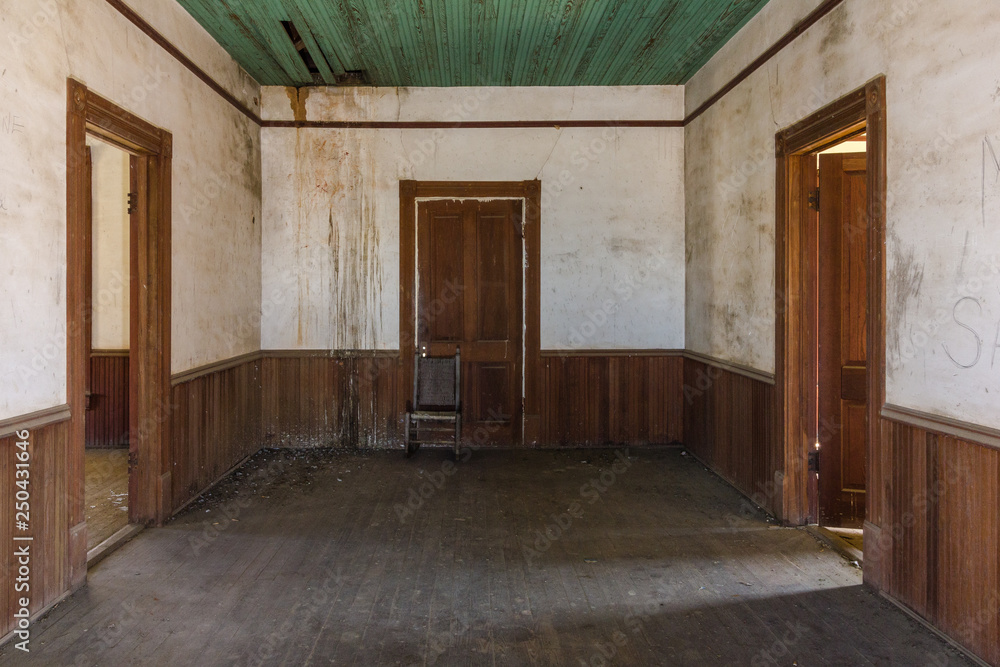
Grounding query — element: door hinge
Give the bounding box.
[127,192,139,214]
[808,450,820,473]
[807,188,820,212]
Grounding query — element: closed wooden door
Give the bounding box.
[417,199,523,446]
[818,153,867,527]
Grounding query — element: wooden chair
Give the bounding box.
[405,347,462,458]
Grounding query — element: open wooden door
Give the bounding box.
[416,198,523,447]
[818,152,868,527]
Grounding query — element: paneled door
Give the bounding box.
[416,198,524,446]
[818,153,868,527]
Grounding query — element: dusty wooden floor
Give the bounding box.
[1,448,974,666]
[84,449,129,550]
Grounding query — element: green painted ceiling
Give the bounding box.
[177,0,769,87]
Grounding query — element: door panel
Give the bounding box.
[417,199,523,446]
[818,152,868,527]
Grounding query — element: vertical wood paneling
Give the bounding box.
[0,420,72,641]
[540,353,683,447]
[262,353,402,450]
[169,358,262,512]
[683,358,780,517]
[876,417,1000,665]
[86,353,129,449]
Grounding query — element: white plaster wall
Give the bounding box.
[261,86,685,351]
[685,0,1000,428]
[88,138,130,350]
[0,0,261,420]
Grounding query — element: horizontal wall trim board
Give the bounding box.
[91,349,130,357]
[170,351,263,386]
[263,349,401,359]
[0,404,72,438]
[103,0,260,124]
[106,0,836,132]
[262,120,684,129]
[541,349,685,358]
[683,351,776,385]
[685,0,847,125]
[881,403,1000,451]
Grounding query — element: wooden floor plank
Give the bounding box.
[1,448,977,666]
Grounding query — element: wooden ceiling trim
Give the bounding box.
[686,0,848,124]
[103,0,260,123]
[99,1,849,134]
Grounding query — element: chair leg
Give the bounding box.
[404,415,413,458]
[454,416,462,460]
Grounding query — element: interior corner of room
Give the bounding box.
[1,0,999,664]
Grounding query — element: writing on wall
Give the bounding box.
[942,296,1000,370]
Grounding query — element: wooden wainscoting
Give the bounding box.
[682,354,781,517]
[869,407,1000,666]
[86,351,129,449]
[169,353,263,512]
[262,351,402,450]
[0,408,75,642]
[540,351,684,447]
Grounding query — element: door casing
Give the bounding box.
[774,77,886,535]
[399,181,541,447]
[67,79,172,586]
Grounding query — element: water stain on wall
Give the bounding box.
[286,86,310,123]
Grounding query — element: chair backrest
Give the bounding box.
[412,348,460,411]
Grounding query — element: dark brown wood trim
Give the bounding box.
[102,0,260,124]
[0,404,72,438]
[683,350,777,385]
[262,349,401,359]
[685,0,848,125]
[91,349,130,357]
[263,119,683,129]
[541,349,685,358]
[68,79,172,540]
[775,75,887,527]
[881,404,1000,452]
[170,351,264,386]
[399,180,541,446]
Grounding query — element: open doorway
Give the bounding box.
[775,77,886,569]
[67,80,173,578]
[84,136,132,552]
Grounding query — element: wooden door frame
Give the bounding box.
[775,76,886,526]
[399,180,541,446]
[67,79,172,580]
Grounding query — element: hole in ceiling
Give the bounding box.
[280,20,323,84]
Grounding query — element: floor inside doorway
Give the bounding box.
[4,447,974,666]
[826,526,864,552]
[84,448,129,550]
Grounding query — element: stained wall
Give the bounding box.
[260,86,686,352]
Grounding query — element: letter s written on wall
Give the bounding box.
[941,296,1000,371]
